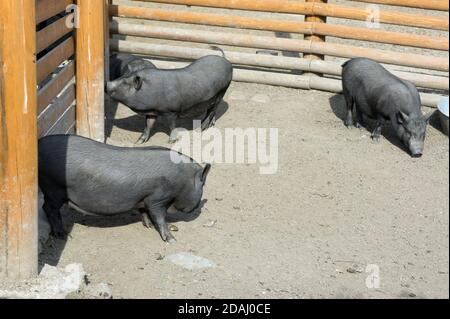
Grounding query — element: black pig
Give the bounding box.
[38,135,211,243]
[106,54,233,144]
[342,58,433,157]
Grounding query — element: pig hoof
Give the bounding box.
[164,233,177,244]
[371,135,381,143]
[142,219,153,229]
[135,134,151,145]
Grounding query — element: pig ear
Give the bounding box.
[201,164,211,184]
[133,76,143,90]
[195,164,211,187]
[423,111,436,124]
[397,111,409,124]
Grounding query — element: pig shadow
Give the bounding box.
[428,110,446,136]
[106,99,229,139]
[39,200,207,270]
[328,94,413,156]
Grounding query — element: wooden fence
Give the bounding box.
[1,0,107,280]
[109,0,449,107]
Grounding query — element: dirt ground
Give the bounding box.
[36,0,449,299]
[40,82,449,299]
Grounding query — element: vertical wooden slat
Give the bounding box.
[0,0,38,280]
[75,0,105,142]
[104,0,111,113]
[304,0,328,63]
[105,0,111,82]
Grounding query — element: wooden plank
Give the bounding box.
[110,5,448,51]
[147,59,445,107]
[349,0,449,11]
[75,0,106,142]
[0,0,38,280]
[37,61,75,114]
[38,84,75,137]
[36,14,74,53]
[144,0,449,30]
[110,22,449,71]
[45,104,76,136]
[36,0,74,25]
[37,37,74,85]
[112,40,449,90]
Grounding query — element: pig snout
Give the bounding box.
[408,140,424,158]
[405,138,424,157]
[105,81,117,94]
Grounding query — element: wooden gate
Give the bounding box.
[0,0,106,280]
[36,0,76,137]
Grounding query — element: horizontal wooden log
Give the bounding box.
[37,37,75,84]
[349,0,449,11]
[36,14,74,53]
[36,0,73,24]
[119,58,446,107]
[45,105,76,136]
[142,0,448,30]
[110,22,449,71]
[110,5,448,51]
[38,84,75,137]
[111,40,449,90]
[37,61,75,114]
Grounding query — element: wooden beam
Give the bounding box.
[111,39,449,91]
[142,59,445,107]
[75,0,106,142]
[349,0,449,11]
[110,22,449,71]
[0,0,38,280]
[144,0,449,30]
[36,0,74,25]
[37,37,75,84]
[36,13,74,53]
[109,5,448,51]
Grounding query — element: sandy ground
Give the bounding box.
[36,1,449,299]
[40,82,449,299]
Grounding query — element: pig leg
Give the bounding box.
[201,88,227,130]
[136,115,157,144]
[139,208,153,229]
[343,92,355,128]
[43,199,66,239]
[355,108,365,129]
[371,117,385,142]
[144,199,176,243]
[166,113,180,144]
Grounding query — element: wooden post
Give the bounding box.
[75,0,106,142]
[304,0,327,63]
[0,0,38,280]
